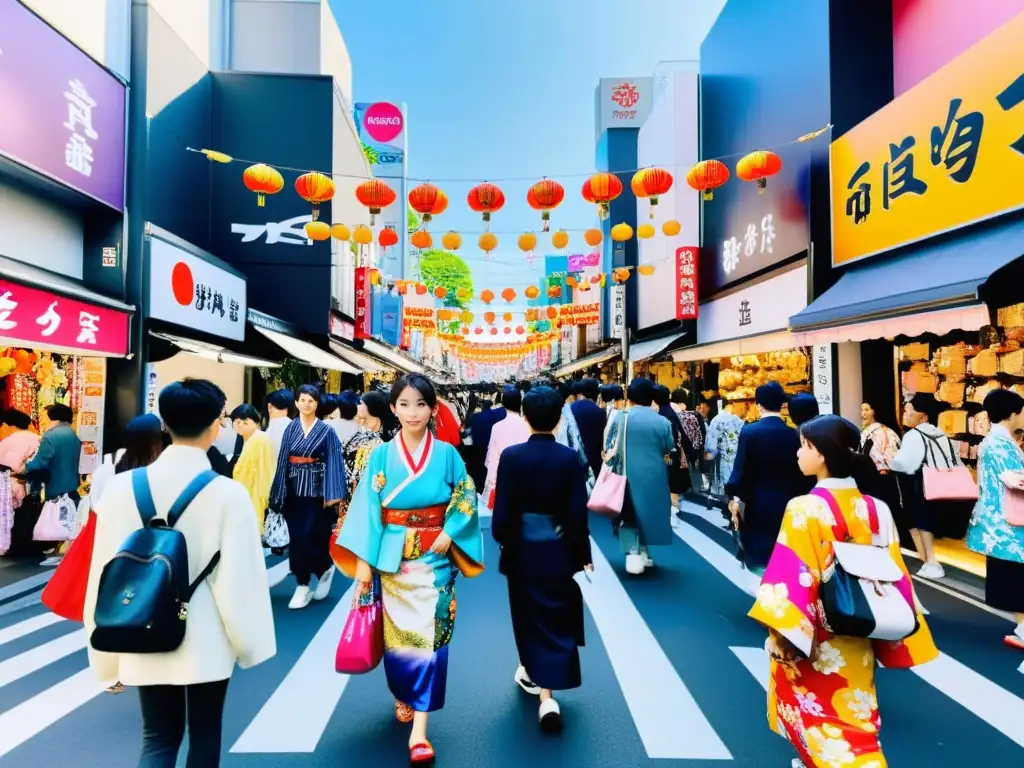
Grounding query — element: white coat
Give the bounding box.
[83,444,276,686]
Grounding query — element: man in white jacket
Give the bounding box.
[84,378,276,766]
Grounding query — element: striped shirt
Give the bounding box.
[270,419,346,506]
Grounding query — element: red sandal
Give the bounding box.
[1004,634,1024,651]
[409,741,435,765]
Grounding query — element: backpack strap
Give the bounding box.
[167,470,220,527]
[810,487,848,541]
[132,468,158,524]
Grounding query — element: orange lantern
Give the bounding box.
[662,219,682,236]
[408,183,445,224]
[637,223,655,240]
[584,229,602,248]
[526,179,565,231]
[547,284,562,300]
[456,287,472,300]
[631,167,674,218]
[467,183,506,227]
[546,306,558,320]
[397,281,409,295]
[490,327,499,336]
[686,160,730,201]
[441,231,462,251]
[355,179,397,224]
[502,312,513,322]
[462,325,470,335]
[516,325,525,335]
[480,289,495,304]
[478,232,498,255]
[526,309,538,322]
[437,309,453,321]
[518,232,537,254]
[503,327,512,335]
[484,312,496,324]
[331,223,350,241]
[415,283,428,295]
[638,265,656,276]
[474,327,483,335]
[378,227,399,249]
[566,276,578,288]
[525,285,540,300]
[242,164,284,207]
[304,221,331,241]
[611,222,633,242]
[612,268,631,284]
[294,171,335,220]
[736,150,782,193]
[410,230,433,249]
[552,230,569,250]
[581,172,623,219]
[434,286,447,299]
[501,288,516,303]
[352,224,373,245]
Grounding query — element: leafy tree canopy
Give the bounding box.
[407,206,420,234]
[419,249,473,309]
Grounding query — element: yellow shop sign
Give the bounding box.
[830,11,1024,266]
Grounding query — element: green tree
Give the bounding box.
[419,249,473,310]
[407,206,420,235]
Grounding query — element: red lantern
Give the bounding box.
[526,179,565,231]
[434,286,447,299]
[355,179,397,224]
[686,160,730,201]
[409,183,447,225]
[467,183,506,227]
[415,283,428,295]
[547,284,562,300]
[736,150,782,193]
[242,164,284,207]
[631,167,674,218]
[474,326,484,335]
[461,325,470,335]
[582,172,623,219]
[490,327,499,336]
[546,306,558,320]
[503,327,512,335]
[480,289,495,304]
[378,227,399,249]
[294,172,335,221]
[501,288,516,303]
[515,325,525,335]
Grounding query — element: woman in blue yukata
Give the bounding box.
[270,384,346,610]
[334,373,484,766]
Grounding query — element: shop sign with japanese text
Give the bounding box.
[149,237,246,341]
[812,343,835,415]
[675,246,699,320]
[354,267,372,339]
[401,306,434,349]
[0,278,129,356]
[610,285,626,340]
[560,302,600,326]
[0,0,127,210]
[567,253,601,272]
[831,13,1024,266]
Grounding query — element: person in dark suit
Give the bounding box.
[492,386,592,733]
[466,390,505,489]
[725,382,804,575]
[569,378,607,480]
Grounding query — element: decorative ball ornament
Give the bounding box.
[433,286,447,299]
[611,222,633,242]
[502,312,513,322]
[242,164,284,207]
[581,172,623,219]
[637,223,656,239]
[503,327,512,335]
[456,287,472,300]
[352,224,373,245]
[331,223,351,241]
[294,171,335,220]
[415,283,428,295]
[686,160,730,201]
[484,312,496,324]
[525,285,540,300]
[480,289,495,304]
[478,232,498,256]
[584,229,603,248]
[355,179,397,224]
[410,230,433,249]
[441,231,462,251]
[304,221,331,241]
[474,327,484,335]
[516,325,525,335]
[489,327,499,336]
[501,288,516,303]
[552,230,569,250]
[736,150,783,193]
[517,233,537,253]
[526,179,565,231]
[631,167,674,218]
[378,227,399,249]
[638,265,656,276]
[662,219,682,236]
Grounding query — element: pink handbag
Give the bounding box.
[999,471,1024,526]
[335,574,384,674]
[918,430,978,501]
[588,414,628,518]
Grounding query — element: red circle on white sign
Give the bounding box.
[171,262,194,306]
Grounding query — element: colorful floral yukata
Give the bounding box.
[334,432,484,712]
[748,477,938,768]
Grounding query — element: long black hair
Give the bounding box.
[389,374,437,409]
[361,390,399,441]
[799,414,878,486]
[115,414,165,474]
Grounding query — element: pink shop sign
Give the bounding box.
[0,278,130,356]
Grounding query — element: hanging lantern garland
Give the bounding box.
[331,223,350,241]
[304,220,331,243]
[478,232,498,258]
[582,172,623,220]
[355,179,397,225]
[441,231,462,251]
[518,232,537,267]
[611,222,633,242]
[686,160,730,201]
[294,171,335,221]
[526,179,565,232]
[736,150,782,193]
[552,230,569,251]
[378,226,399,250]
[637,223,655,239]
[410,230,433,249]
[662,219,682,236]
[242,163,284,207]
[631,167,674,218]
[467,183,506,229]
[408,183,444,227]
[584,229,602,248]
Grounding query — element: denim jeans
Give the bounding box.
[137,679,230,767]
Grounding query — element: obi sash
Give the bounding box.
[383,504,448,559]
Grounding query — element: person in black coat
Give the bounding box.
[569,377,607,480]
[492,386,592,733]
[725,382,805,575]
[466,393,505,489]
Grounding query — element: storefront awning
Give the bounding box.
[629,331,687,367]
[789,217,1024,343]
[251,326,360,374]
[671,331,797,363]
[329,341,385,373]
[359,339,425,374]
[0,255,135,313]
[150,331,282,368]
[552,346,621,378]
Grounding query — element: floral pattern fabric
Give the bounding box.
[860,423,901,473]
[704,411,743,496]
[966,424,1024,563]
[748,483,938,768]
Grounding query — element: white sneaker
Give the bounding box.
[538,697,562,732]
[643,552,655,568]
[514,665,541,695]
[625,553,646,575]
[313,567,335,600]
[39,556,62,567]
[917,562,945,579]
[288,585,313,609]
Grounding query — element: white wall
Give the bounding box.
[21,0,131,79]
[319,0,353,108]
[150,0,214,69]
[230,0,321,74]
[635,71,699,329]
[0,180,84,278]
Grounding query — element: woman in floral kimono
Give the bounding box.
[704,404,743,497]
[334,374,484,765]
[749,415,937,768]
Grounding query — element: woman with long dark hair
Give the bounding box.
[749,415,937,768]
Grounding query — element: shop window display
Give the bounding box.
[712,349,810,425]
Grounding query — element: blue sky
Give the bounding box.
[334,0,724,293]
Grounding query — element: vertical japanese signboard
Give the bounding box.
[830,12,1024,265]
[675,246,699,320]
[354,266,372,339]
[610,285,626,339]
[812,343,835,414]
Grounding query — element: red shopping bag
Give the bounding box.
[40,510,96,622]
[335,574,384,674]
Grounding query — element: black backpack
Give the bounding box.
[90,468,220,654]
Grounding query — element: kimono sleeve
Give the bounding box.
[249,434,275,515]
[724,427,751,500]
[490,450,515,547]
[323,427,347,504]
[747,495,825,658]
[873,499,939,668]
[333,444,385,578]
[269,421,293,508]
[443,447,485,577]
[567,458,593,569]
